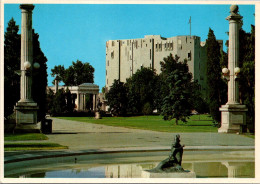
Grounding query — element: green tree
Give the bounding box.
[190,81,209,114]
[238,25,255,132]
[31,30,48,121]
[106,79,128,116]
[51,65,65,84]
[51,89,66,116]
[51,60,95,86]
[65,87,74,113]
[160,54,193,124]
[4,18,21,118]
[126,67,159,114]
[206,28,227,125]
[4,18,48,121]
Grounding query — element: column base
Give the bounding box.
[14,101,40,133]
[218,104,247,133]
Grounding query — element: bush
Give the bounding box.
[142,102,153,115]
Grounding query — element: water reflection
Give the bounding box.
[8,161,254,178]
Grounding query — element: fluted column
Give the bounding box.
[226,5,242,105]
[19,4,35,103]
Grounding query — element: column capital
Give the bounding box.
[20,4,35,11]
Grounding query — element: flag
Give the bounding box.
[188,16,191,24]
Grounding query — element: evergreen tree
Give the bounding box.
[65,87,74,113]
[4,18,48,120]
[32,30,48,121]
[51,89,66,116]
[106,79,128,116]
[206,28,227,125]
[126,67,159,114]
[160,54,193,124]
[4,18,21,118]
[238,25,255,132]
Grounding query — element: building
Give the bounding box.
[48,83,104,112]
[105,35,223,98]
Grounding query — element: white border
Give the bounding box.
[0,0,258,183]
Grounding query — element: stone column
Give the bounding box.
[93,94,96,111]
[218,5,247,133]
[54,79,59,93]
[14,4,40,133]
[19,4,34,103]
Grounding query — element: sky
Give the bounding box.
[4,3,255,90]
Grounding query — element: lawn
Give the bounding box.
[4,133,48,141]
[57,114,218,133]
[4,142,68,151]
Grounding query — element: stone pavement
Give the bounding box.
[5,117,254,163]
[45,118,254,150]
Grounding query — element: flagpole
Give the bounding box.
[190,16,191,38]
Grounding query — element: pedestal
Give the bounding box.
[14,102,40,133]
[95,112,101,119]
[141,170,196,178]
[218,104,247,133]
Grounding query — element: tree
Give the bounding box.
[238,25,255,132]
[106,79,128,116]
[51,89,66,116]
[206,28,227,125]
[65,87,74,113]
[160,54,193,124]
[4,18,21,118]
[31,30,48,121]
[126,67,159,114]
[51,65,65,84]
[51,60,95,86]
[4,18,48,121]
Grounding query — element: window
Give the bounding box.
[111,51,114,58]
[150,49,151,60]
[107,79,108,84]
[112,41,115,46]
[106,70,107,76]
[188,52,191,60]
[107,60,109,66]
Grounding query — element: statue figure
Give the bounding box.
[151,134,185,172]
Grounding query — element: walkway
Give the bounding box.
[46,118,254,150]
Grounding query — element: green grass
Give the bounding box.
[243,134,255,139]
[57,114,218,133]
[4,142,68,151]
[4,133,49,141]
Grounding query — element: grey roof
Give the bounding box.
[79,83,99,87]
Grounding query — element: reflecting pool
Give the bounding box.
[5,150,254,178]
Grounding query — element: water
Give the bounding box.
[6,161,254,178]
[5,150,254,178]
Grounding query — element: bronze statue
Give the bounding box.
[151,134,185,172]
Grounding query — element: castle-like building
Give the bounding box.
[105,35,223,98]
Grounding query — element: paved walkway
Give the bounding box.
[5,117,254,163]
[45,118,254,150]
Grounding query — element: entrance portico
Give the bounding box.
[48,83,99,111]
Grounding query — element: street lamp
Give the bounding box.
[33,62,40,69]
[24,61,31,70]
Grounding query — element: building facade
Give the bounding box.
[105,35,223,98]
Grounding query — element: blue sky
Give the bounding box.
[4,4,255,90]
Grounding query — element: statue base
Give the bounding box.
[95,112,101,119]
[218,104,248,133]
[14,101,41,133]
[141,170,196,178]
